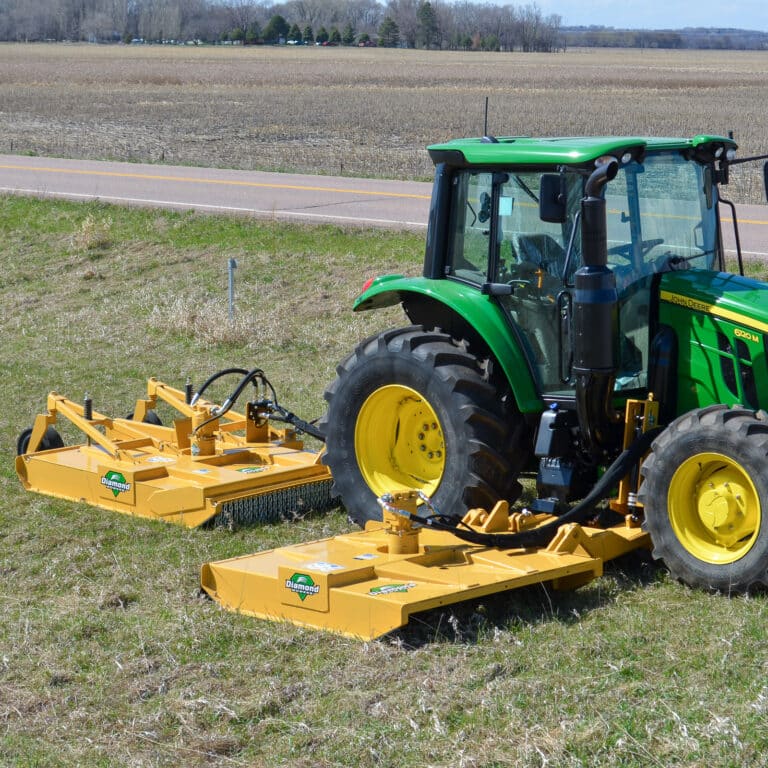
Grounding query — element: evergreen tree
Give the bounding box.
[416,0,438,49]
[316,26,329,43]
[246,20,261,44]
[342,22,355,46]
[288,23,302,42]
[303,25,314,44]
[377,16,400,47]
[329,26,342,44]
[262,14,289,43]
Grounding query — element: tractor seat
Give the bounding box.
[513,234,566,278]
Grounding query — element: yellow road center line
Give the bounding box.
[0,163,432,200]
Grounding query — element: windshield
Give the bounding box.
[605,151,719,289]
[442,152,719,397]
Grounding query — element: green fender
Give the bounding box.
[353,274,543,413]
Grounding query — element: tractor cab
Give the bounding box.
[441,143,724,402]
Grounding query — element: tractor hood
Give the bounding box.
[659,270,768,335]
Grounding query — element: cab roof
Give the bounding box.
[427,135,737,168]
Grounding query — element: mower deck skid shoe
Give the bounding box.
[15,380,336,528]
[201,492,651,639]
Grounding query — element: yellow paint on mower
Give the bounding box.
[15,378,335,527]
[201,491,651,640]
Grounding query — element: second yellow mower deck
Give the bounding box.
[16,378,335,527]
[201,494,651,639]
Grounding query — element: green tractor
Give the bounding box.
[321,134,768,594]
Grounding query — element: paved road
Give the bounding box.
[1,154,767,257]
[0,155,431,229]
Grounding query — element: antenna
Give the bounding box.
[482,97,498,144]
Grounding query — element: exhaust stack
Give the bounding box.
[573,159,622,455]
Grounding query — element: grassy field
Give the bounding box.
[1,44,767,202]
[3,196,768,767]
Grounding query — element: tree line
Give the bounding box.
[1,0,563,51]
[564,26,768,50]
[3,0,765,50]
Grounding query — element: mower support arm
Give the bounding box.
[44,393,125,459]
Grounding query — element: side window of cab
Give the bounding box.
[446,172,493,285]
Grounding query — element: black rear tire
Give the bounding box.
[640,405,768,592]
[321,326,530,526]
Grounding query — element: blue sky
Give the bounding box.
[534,0,768,32]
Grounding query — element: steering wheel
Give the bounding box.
[504,262,559,299]
[607,238,664,265]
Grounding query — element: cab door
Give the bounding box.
[444,169,579,397]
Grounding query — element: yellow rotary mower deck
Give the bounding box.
[15,378,335,527]
[201,491,651,640]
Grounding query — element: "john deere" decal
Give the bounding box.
[285,573,320,601]
[101,471,131,498]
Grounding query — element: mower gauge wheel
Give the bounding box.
[16,426,65,456]
[125,411,163,426]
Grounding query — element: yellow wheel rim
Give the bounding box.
[668,452,761,564]
[354,384,445,499]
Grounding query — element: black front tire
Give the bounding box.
[640,405,768,592]
[321,326,529,527]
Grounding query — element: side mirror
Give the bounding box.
[539,174,567,223]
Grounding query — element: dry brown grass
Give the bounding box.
[1,43,767,200]
[4,177,768,768]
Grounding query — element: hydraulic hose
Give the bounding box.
[216,367,274,418]
[190,366,326,441]
[190,368,251,406]
[192,367,272,434]
[417,426,662,550]
[270,406,326,442]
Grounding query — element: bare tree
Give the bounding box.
[9,0,62,40]
[137,0,182,40]
[344,0,382,36]
[386,0,418,47]
[81,9,115,39]
[225,0,258,36]
[180,0,224,40]
[285,0,326,26]
[517,2,540,51]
